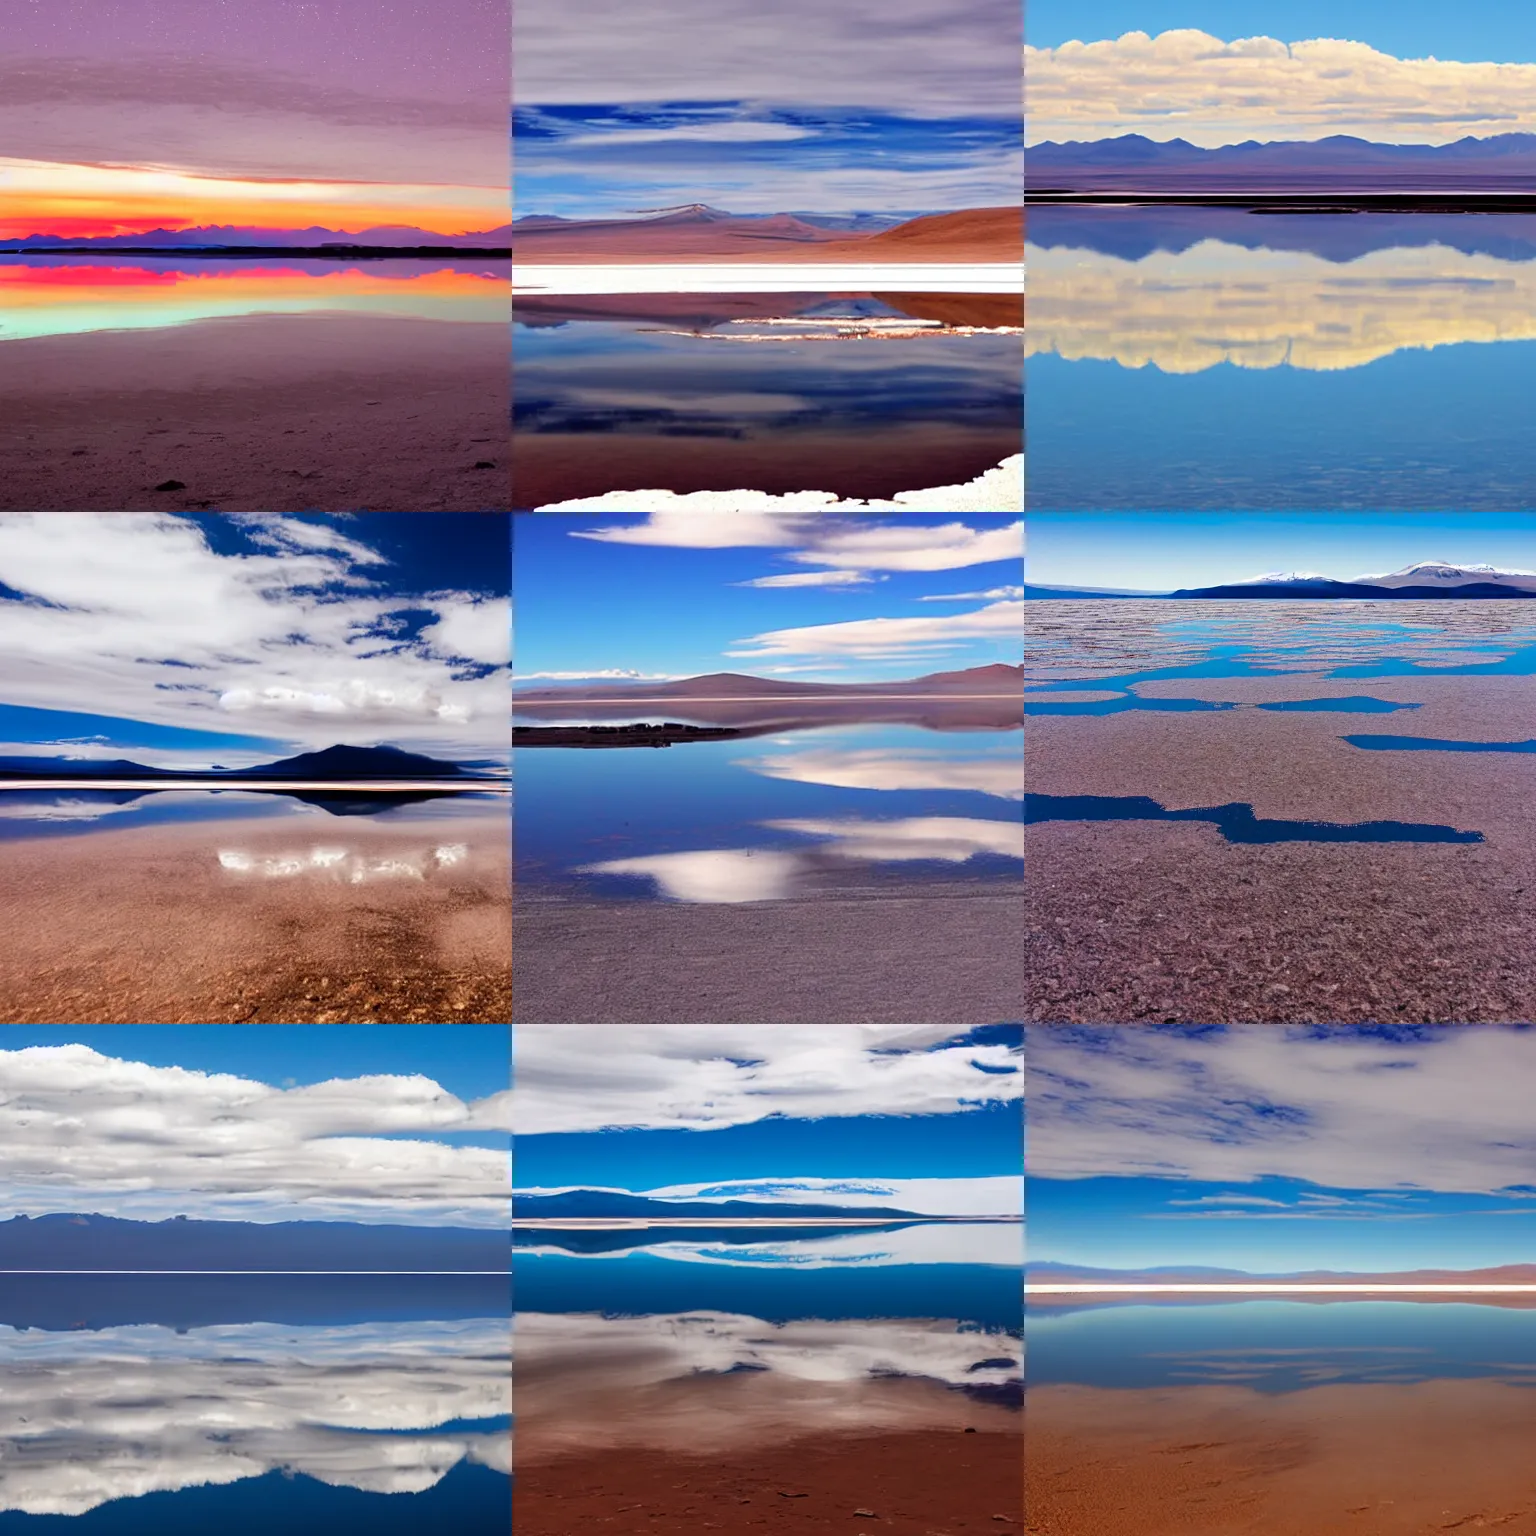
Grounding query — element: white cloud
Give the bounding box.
[0,1046,509,1226]
[514,668,677,681]
[1027,1026,1536,1195]
[735,570,876,588]
[728,599,1024,659]
[637,1174,1022,1217]
[418,596,511,666]
[578,848,802,903]
[562,121,818,147]
[512,1024,1019,1134]
[1026,30,1536,146]
[787,519,1023,574]
[217,842,469,883]
[0,514,508,758]
[743,747,1023,800]
[919,585,1025,601]
[514,0,1023,116]
[0,1319,509,1516]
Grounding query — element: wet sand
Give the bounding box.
[512,425,1020,508]
[0,812,511,1022]
[1026,674,1536,1022]
[0,314,509,511]
[1027,1380,1536,1535]
[515,881,1024,1023]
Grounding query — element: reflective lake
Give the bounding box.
[1025,208,1536,509]
[513,1224,1021,1535]
[1027,1298,1536,1535]
[0,792,511,1023]
[0,258,510,512]
[512,292,1022,507]
[0,1276,510,1532]
[512,721,1023,904]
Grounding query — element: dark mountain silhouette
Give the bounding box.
[514,1190,922,1221]
[0,743,489,783]
[3,223,514,251]
[1170,580,1536,600]
[1029,132,1536,194]
[514,1222,918,1254]
[0,1213,509,1271]
[516,663,1023,702]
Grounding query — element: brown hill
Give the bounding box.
[512,206,1024,263]
[516,664,1022,703]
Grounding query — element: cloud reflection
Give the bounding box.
[765,815,1024,863]
[0,1318,510,1515]
[218,842,469,882]
[744,748,1022,799]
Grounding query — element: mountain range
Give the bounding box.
[0,1213,509,1271]
[516,663,1023,701]
[1,223,514,252]
[1028,133,1536,194]
[513,1190,924,1221]
[509,204,1022,262]
[1025,562,1536,600]
[0,743,493,783]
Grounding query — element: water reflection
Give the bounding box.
[218,841,469,882]
[513,1226,1020,1533]
[0,1312,509,1521]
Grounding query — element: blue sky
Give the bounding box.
[1028,1025,1536,1272]
[513,0,1021,219]
[512,1025,1022,1214]
[1027,512,1536,591]
[514,105,1023,220]
[513,514,1023,682]
[1027,2,1536,58]
[0,513,511,767]
[0,1026,511,1227]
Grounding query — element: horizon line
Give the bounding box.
[1029,1283,1536,1294]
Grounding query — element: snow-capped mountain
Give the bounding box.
[1237,570,1334,584]
[1351,561,1536,592]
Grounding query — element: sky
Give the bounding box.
[0,1027,511,1227]
[1,0,508,238]
[513,514,1024,682]
[0,513,512,767]
[1028,1025,1536,1272]
[512,0,1021,218]
[1026,512,1536,591]
[1025,7,1536,146]
[512,1024,1022,1216]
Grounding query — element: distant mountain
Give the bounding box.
[0,1213,508,1271]
[1030,1261,1536,1285]
[0,743,487,782]
[3,223,513,251]
[1029,132,1536,194]
[516,664,1023,702]
[514,1190,923,1221]
[1027,564,1536,600]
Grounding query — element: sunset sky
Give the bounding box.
[2,0,508,238]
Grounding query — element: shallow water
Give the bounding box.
[0,1278,510,1530]
[512,721,1023,904]
[1026,210,1536,508]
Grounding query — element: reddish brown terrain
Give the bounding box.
[511,206,1024,263]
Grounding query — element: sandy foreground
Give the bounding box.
[1026,672,1536,1022]
[518,1430,1021,1536]
[1027,1380,1536,1535]
[0,811,511,1023]
[0,313,509,511]
[515,880,1024,1024]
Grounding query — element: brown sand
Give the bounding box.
[514,881,1024,1024]
[1027,1380,1536,1535]
[0,811,511,1022]
[1026,674,1536,1022]
[512,425,1020,508]
[511,207,1023,265]
[0,314,509,511]
[517,1429,1021,1535]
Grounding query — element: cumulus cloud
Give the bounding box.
[1027,1026,1536,1194]
[0,514,508,759]
[0,1046,509,1226]
[0,1318,509,1516]
[1026,30,1536,146]
[786,520,1023,574]
[511,1025,1020,1134]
